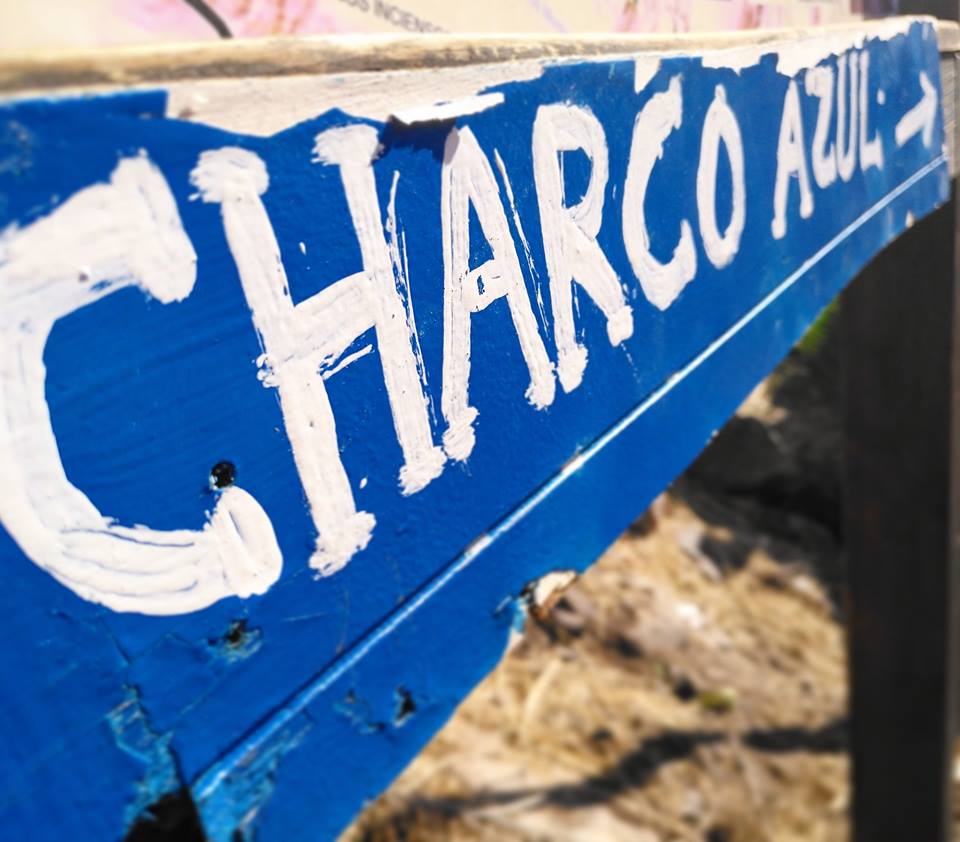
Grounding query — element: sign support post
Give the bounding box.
[843,10,960,834]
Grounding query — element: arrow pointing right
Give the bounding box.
[895,71,938,149]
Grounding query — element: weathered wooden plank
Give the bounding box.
[2,20,959,170]
[1,20,953,91]
[0,18,952,841]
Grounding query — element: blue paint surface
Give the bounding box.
[0,21,948,840]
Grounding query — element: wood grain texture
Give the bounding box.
[0,18,955,94]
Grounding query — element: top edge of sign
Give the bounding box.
[0,16,954,98]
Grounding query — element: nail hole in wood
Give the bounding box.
[209,461,236,489]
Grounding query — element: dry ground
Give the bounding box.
[343,487,850,842]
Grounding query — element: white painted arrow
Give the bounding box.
[895,71,937,149]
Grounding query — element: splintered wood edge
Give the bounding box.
[0,17,955,95]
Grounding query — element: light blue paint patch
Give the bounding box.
[335,690,387,735]
[195,720,311,842]
[106,687,182,829]
[206,620,264,663]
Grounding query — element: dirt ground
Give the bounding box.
[342,487,849,842]
[339,322,954,842]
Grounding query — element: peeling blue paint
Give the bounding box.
[335,691,387,735]
[207,620,263,663]
[106,687,182,830]
[195,720,311,842]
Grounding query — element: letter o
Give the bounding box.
[696,85,746,270]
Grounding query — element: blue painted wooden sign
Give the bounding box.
[0,17,949,841]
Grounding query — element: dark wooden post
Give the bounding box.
[842,182,960,842]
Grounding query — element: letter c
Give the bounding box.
[0,155,282,615]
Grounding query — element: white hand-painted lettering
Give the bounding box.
[837,52,859,182]
[772,80,814,240]
[192,132,444,578]
[623,76,697,310]
[2,38,941,611]
[858,53,884,172]
[895,71,938,149]
[806,66,838,189]
[532,104,633,393]
[696,85,746,270]
[440,125,556,462]
[0,155,283,615]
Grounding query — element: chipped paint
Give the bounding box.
[390,91,506,124]
[529,569,579,614]
[107,687,182,829]
[195,720,312,842]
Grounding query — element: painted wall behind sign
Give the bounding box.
[1,0,860,50]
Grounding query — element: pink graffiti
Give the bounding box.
[123,0,346,39]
